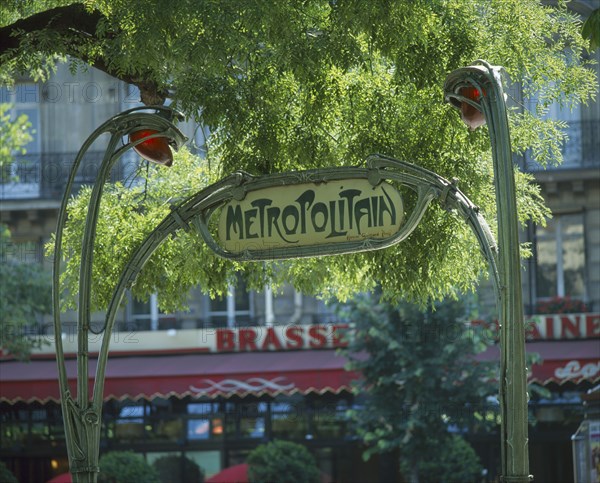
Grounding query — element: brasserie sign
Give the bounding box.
[217,179,404,253]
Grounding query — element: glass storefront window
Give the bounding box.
[113,402,149,441]
[47,406,66,444]
[312,399,349,439]
[0,403,66,449]
[271,396,308,439]
[0,393,356,459]
[187,402,223,440]
[188,419,211,440]
[0,407,27,448]
[238,402,266,438]
[30,409,49,445]
[29,406,65,447]
[155,416,184,441]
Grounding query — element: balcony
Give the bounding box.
[0,151,140,201]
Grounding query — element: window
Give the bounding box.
[271,395,308,439]
[113,402,149,440]
[1,239,44,264]
[187,402,223,440]
[542,102,581,168]
[125,292,176,331]
[1,83,41,199]
[206,275,253,328]
[524,83,583,170]
[225,402,266,439]
[535,214,585,300]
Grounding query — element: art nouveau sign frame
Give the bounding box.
[52,61,530,482]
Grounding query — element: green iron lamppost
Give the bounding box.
[444,60,531,483]
[52,106,186,483]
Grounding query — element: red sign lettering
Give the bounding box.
[309,325,327,348]
[262,327,283,350]
[217,329,235,351]
[239,328,258,351]
[560,315,581,338]
[285,326,304,349]
[586,314,600,338]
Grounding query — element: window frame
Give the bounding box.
[534,212,587,302]
[205,276,254,328]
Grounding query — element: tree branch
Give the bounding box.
[0,4,102,53]
[0,3,166,105]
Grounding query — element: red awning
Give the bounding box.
[477,339,600,385]
[0,350,357,404]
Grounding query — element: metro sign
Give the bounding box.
[217,178,403,254]
[186,157,481,262]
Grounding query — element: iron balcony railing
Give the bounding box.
[0,151,141,200]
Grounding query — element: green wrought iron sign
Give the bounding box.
[149,155,498,269]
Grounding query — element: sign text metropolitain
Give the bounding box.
[217,179,404,252]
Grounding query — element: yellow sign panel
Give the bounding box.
[217,179,403,253]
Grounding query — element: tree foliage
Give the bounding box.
[0,253,52,360]
[582,8,600,51]
[247,440,321,483]
[411,434,484,483]
[1,1,597,309]
[339,293,495,481]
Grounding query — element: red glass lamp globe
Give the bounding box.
[129,129,173,166]
[459,86,486,131]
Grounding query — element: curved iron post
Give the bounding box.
[52,106,186,483]
[444,61,530,482]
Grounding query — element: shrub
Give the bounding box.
[401,434,484,483]
[247,440,320,483]
[98,451,160,483]
[153,455,204,483]
[0,462,18,483]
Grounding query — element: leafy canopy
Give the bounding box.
[0,461,18,483]
[0,251,52,360]
[152,455,204,483]
[1,1,596,309]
